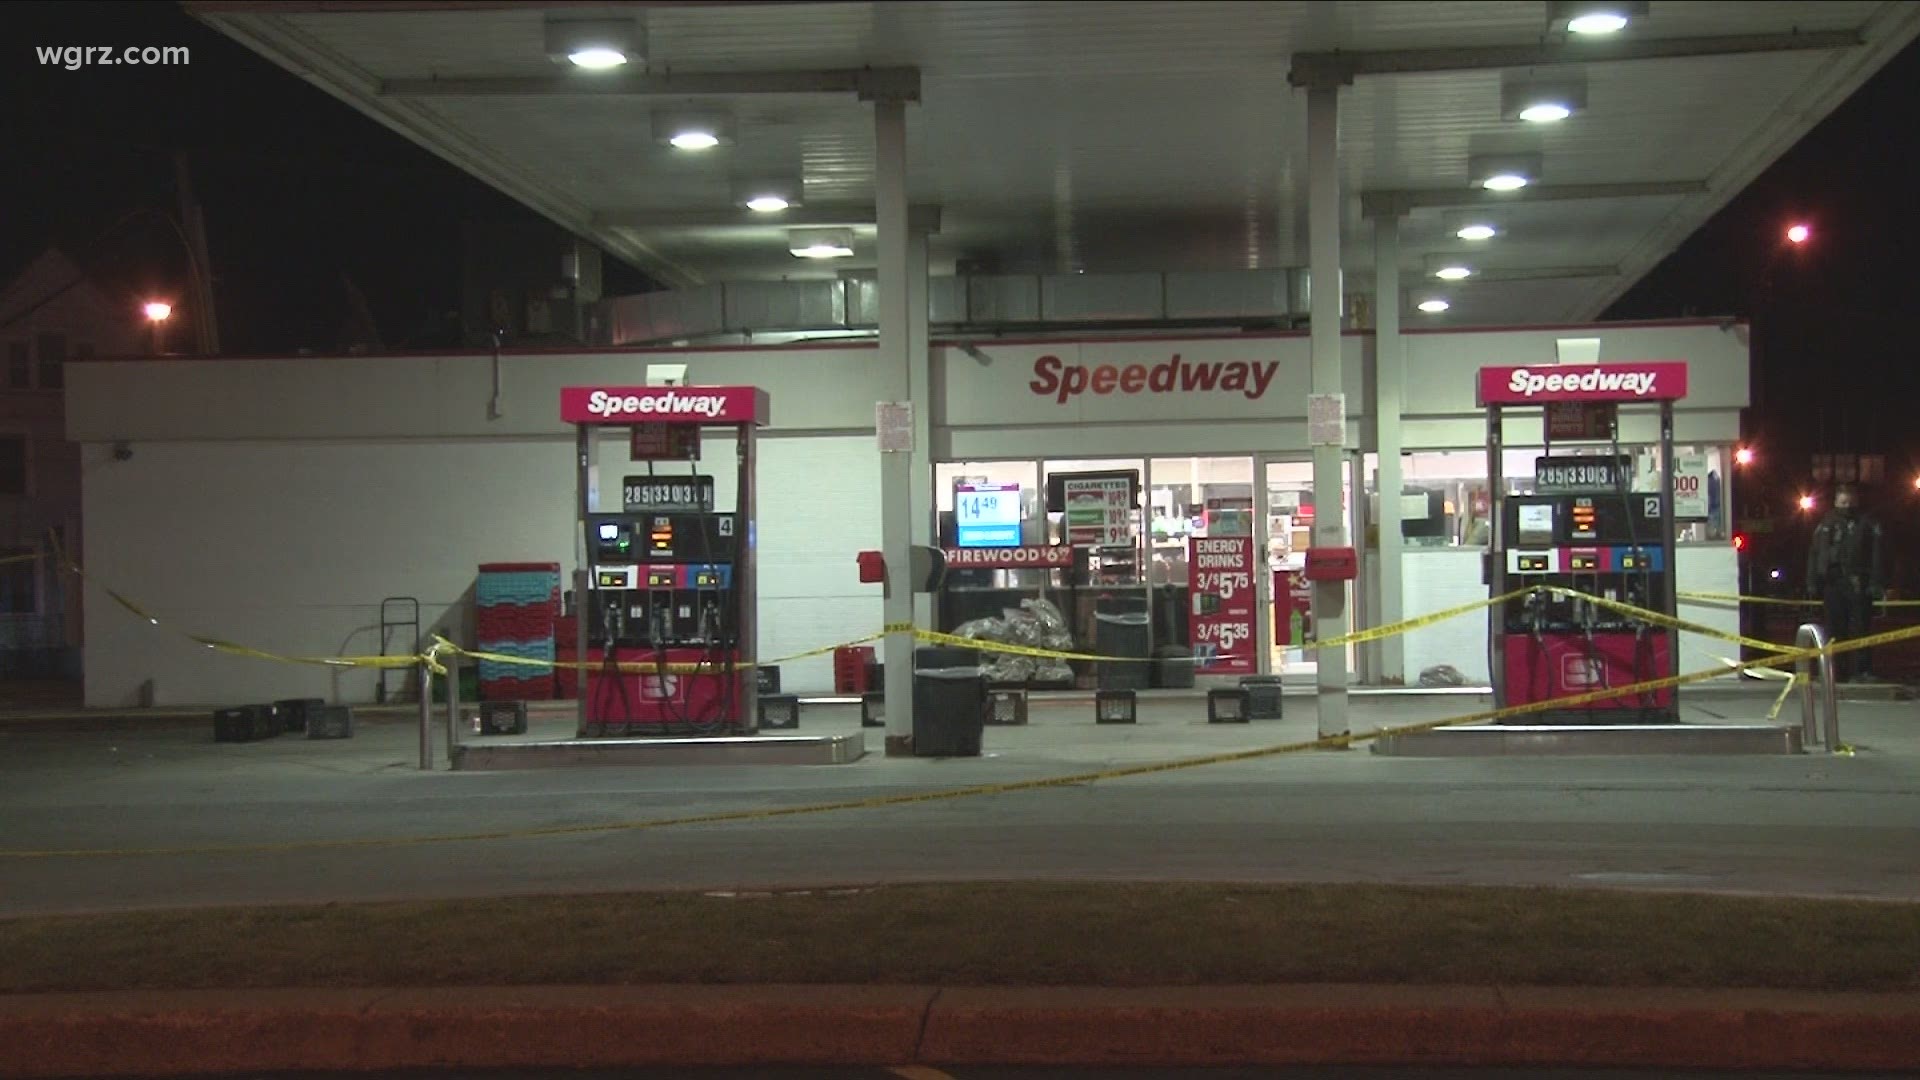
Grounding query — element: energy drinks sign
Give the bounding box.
[1188,535,1255,675]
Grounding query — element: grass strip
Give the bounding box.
[3,883,1916,994]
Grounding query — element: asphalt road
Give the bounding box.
[3,692,1917,916]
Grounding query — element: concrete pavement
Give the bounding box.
[1,690,1916,916]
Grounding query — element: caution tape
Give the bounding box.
[9,619,1907,862]
[1538,586,1794,656]
[439,633,885,678]
[0,552,39,567]
[1681,590,1920,609]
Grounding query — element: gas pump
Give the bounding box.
[1478,362,1688,724]
[560,386,768,737]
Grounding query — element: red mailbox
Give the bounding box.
[1303,546,1358,582]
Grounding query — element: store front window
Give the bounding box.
[1398,444,1734,547]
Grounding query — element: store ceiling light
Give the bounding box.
[1434,264,1473,281]
[789,228,854,259]
[1546,1,1647,35]
[544,18,643,69]
[1470,152,1542,192]
[1456,222,1498,241]
[1502,73,1588,125]
[1417,298,1451,314]
[653,108,733,152]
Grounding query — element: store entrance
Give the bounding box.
[1258,455,1361,683]
[933,454,1365,689]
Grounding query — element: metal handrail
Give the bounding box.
[1794,623,1840,752]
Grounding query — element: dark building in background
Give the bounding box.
[461,221,607,348]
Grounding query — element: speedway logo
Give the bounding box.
[560,386,767,425]
[1029,354,1279,404]
[586,390,727,418]
[1476,362,1688,406]
[1506,368,1656,398]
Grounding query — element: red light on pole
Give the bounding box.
[1734,446,1755,467]
[1732,533,1748,552]
[1786,223,1811,245]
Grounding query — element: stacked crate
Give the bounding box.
[476,562,561,701]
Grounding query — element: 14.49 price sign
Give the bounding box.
[1188,535,1255,675]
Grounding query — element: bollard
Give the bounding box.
[418,659,434,771]
[446,656,461,763]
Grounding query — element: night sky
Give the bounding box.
[3,4,1915,509]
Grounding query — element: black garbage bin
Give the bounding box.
[912,645,985,757]
[1094,604,1151,690]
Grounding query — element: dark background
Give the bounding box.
[3,2,1915,582]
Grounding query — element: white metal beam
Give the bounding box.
[382,67,921,100]
[1291,30,1861,86]
[1361,181,1707,217]
[593,205,944,232]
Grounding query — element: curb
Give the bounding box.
[3,984,1920,1076]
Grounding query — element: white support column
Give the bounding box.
[1373,214,1407,684]
[875,97,917,756]
[908,230,935,633]
[1306,82,1349,738]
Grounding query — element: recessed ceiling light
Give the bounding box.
[545,18,642,70]
[1547,0,1646,34]
[568,47,627,69]
[654,108,733,151]
[1470,152,1542,193]
[789,228,855,259]
[670,130,721,151]
[1456,223,1498,241]
[1568,11,1629,34]
[1434,265,1473,281]
[1417,299,1451,314]
[746,195,790,213]
[1519,102,1572,123]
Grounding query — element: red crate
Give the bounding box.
[833,645,876,694]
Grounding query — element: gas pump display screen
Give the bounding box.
[1517,504,1555,547]
[955,483,1022,547]
[624,475,714,513]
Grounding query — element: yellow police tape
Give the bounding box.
[1680,589,1920,609]
[440,634,883,678]
[2,619,1902,861]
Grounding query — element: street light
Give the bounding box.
[143,301,172,354]
[1786,223,1811,245]
[1798,493,1816,513]
[1734,446,1755,467]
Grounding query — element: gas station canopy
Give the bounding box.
[191,1,1918,324]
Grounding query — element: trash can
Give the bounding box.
[912,645,986,757]
[1095,608,1151,690]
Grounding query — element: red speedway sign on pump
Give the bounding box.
[560,386,769,426]
[1476,361,1689,406]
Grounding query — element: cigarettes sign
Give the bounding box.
[1476,362,1688,406]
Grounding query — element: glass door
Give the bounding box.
[1260,455,1360,682]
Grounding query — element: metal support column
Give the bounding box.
[573,424,592,735]
[1306,83,1349,737]
[875,97,917,756]
[908,229,935,634]
[1372,214,1407,684]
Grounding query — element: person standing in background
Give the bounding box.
[1807,483,1886,682]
